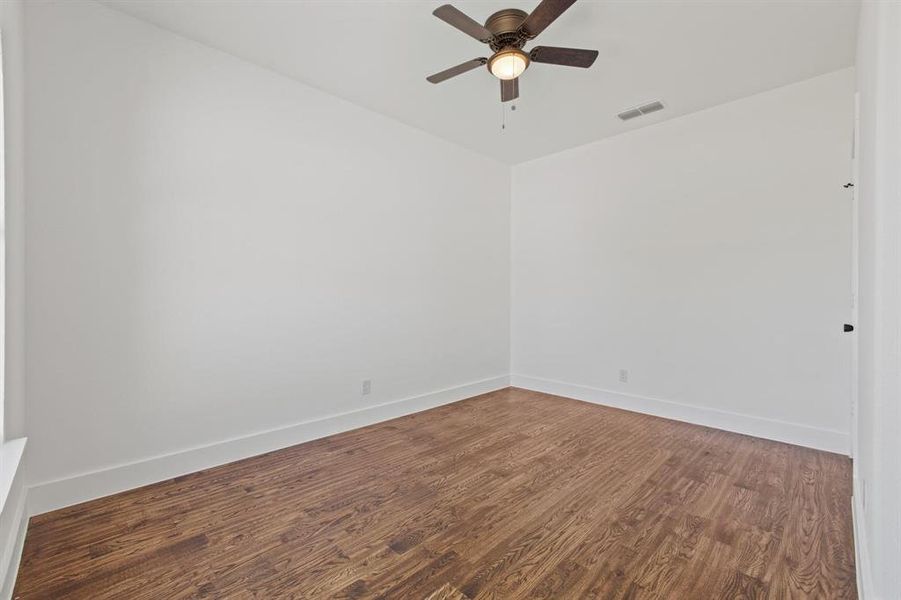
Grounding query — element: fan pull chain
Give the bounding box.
[501,103,517,131]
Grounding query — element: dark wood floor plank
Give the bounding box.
[13,388,857,599]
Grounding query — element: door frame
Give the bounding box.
[850,91,860,460]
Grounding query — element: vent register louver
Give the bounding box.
[617,100,665,121]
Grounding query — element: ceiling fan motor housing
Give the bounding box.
[485,9,530,52]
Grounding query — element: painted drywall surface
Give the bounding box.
[24,0,510,486]
[512,69,855,442]
[0,0,29,592]
[854,2,901,597]
[1,0,25,443]
[95,0,860,165]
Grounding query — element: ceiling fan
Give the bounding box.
[426,0,598,103]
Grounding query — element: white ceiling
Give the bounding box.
[99,0,860,164]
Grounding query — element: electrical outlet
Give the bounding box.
[619,369,629,383]
[362,379,371,396]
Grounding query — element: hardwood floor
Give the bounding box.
[14,388,857,599]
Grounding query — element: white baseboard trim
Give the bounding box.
[852,477,874,599]
[27,375,510,516]
[511,375,850,454]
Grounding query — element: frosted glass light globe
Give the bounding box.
[489,49,529,80]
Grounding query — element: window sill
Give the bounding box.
[0,437,26,514]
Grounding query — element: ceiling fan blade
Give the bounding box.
[530,46,599,68]
[519,0,578,38]
[433,5,493,43]
[426,58,488,84]
[501,78,519,103]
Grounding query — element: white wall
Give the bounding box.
[854,1,901,597]
[23,0,510,492]
[0,0,29,594]
[1,0,25,443]
[512,69,855,453]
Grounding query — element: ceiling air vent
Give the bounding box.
[618,100,665,121]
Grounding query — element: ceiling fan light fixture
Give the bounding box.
[426,2,598,103]
[488,48,529,80]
